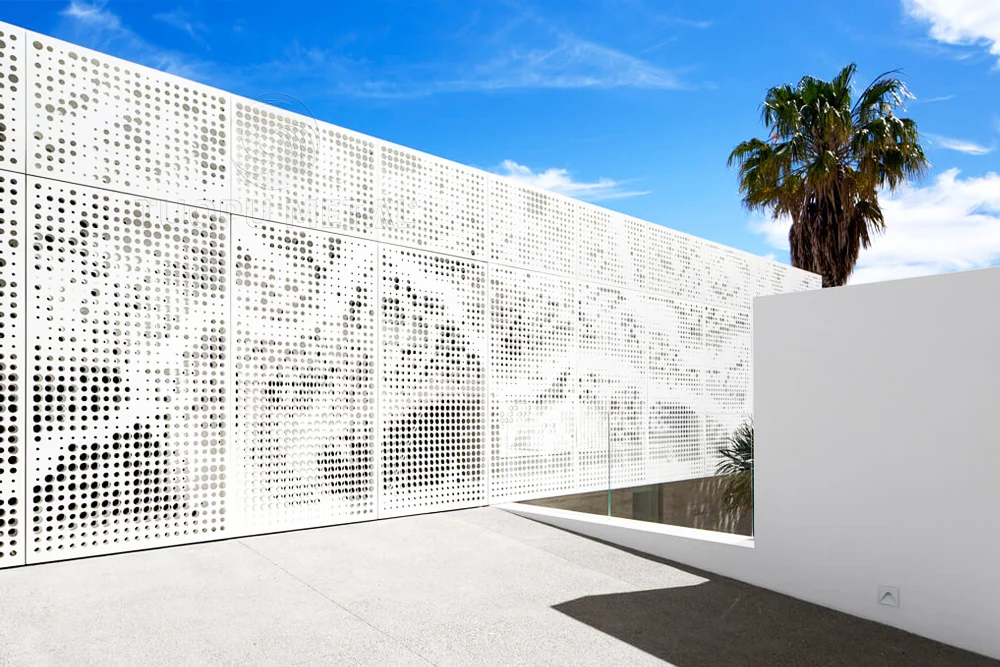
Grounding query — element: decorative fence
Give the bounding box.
[0,21,819,566]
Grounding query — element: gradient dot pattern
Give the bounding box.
[704,305,752,415]
[379,246,486,517]
[577,284,646,490]
[233,217,376,532]
[705,244,751,310]
[489,178,576,275]
[577,205,645,289]
[646,294,704,479]
[0,24,24,173]
[380,143,486,258]
[0,172,24,566]
[489,265,576,503]
[28,178,227,562]
[0,18,821,567]
[27,31,228,205]
[232,97,376,236]
[644,225,705,303]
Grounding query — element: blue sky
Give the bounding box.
[4,0,999,283]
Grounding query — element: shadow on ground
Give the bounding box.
[553,564,998,667]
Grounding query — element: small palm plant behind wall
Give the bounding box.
[717,418,754,530]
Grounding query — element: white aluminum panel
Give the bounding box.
[787,266,822,291]
[232,217,376,533]
[379,143,486,258]
[644,224,705,302]
[623,216,648,290]
[0,172,25,567]
[26,33,229,204]
[645,294,704,482]
[576,205,646,289]
[27,177,228,563]
[378,246,486,517]
[232,97,377,237]
[577,283,646,490]
[489,176,576,276]
[704,244,751,309]
[489,265,575,503]
[751,256,776,299]
[752,257,822,298]
[704,305,751,416]
[0,23,25,173]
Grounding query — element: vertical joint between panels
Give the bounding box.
[374,237,382,521]
[484,179,491,506]
[226,91,236,537]
[20,25,30,568]
[374,138,383,521]
[22,170,29,567]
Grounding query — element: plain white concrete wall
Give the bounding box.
[752,266,1000,659]
[506,267,1000,660]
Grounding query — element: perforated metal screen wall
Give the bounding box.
[0,21,819,566]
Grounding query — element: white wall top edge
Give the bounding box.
[498,503,756,548]
[1,17,816,283]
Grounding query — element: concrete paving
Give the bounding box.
[0,508,995,666]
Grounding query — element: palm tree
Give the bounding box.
[728,64,928,287]
[716,418,753,520]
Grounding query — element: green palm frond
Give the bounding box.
[716,417,754,517]
[729,63,929,287]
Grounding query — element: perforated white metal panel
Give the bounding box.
[786,265,821,292]
[0,19,822,567]
[645,294,704,482]
[751,257,821,298]
[751,257,777,300]
[704,305,751,417]
[489,265,575,503]
[0,172,24,567]
[489,177,576,276]
[644,224,705,302]
[623,216,648,290]
[576,205,645,289]
[232,97,377,236]
[0,24,25,173]
[577,283,646,490]
[232,217,376,533]
[703,305,747,472]
[705,244,751,310]
[27,177,228,563]
[26,32,229,205]
[378,246,486,517]
[379,143,486,258]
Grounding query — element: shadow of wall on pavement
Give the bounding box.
[552,579,999,667]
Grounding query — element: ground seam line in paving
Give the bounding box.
[452,510,651,590]
[236,540,440,667]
